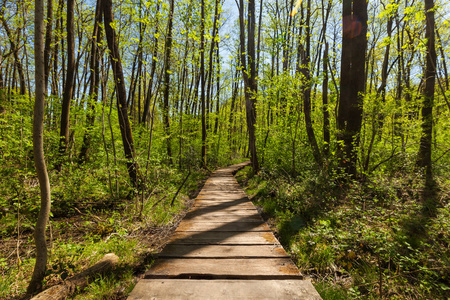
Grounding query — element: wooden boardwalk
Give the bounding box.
[128,162,322,299]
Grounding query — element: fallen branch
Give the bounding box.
[171,165,191,206]
[31,253,119,300]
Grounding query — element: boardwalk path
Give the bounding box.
[128,162,322,299]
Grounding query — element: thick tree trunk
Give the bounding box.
[337,0,368,176]
[417,0,436,179]
[27,0,51,294]
[103,0,140,186]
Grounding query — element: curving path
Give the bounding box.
[128,162,322,299]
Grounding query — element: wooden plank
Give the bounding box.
[128,279,322,300]
[159,244,290,258]
[175,221,270,232]
[168,231,280,245]
[189,206,259,213]
[144,258,301,278]
[183,214,263,223]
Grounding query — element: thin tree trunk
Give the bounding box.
[322,42,330,156]
[78,0,102,164]
[201,0,207,166]
[58,0,75,168]
[238,0,259,172]
[162,0,175,164]
[0,14,26,95]
[301,0,321,165]
[103,0,140,186]
[44,0,53,93]
[27,0,51,294]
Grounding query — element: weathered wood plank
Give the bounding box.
[168,231,280,245]
[128,279,322,300]
[175,221,270,232]
[144,258,301,278]
[159,244,290,258]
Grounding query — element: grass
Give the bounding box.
[235,166,450,299]
[0,162,214,299]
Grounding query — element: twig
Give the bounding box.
[171,165,191,206]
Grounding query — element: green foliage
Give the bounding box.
[237,165,450,299]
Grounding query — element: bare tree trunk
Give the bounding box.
[43,0,53,93]
[200,0,207,167]
[78,0,102,164]
[322,42,330,156]
[162,0,175,164]
[27,0,51,294]
[238,0,259,172]
[58,0,75,168]
[337,0,368,176]
[141,3,160,125]
[302,0,321,165]
[0,14,26,95]
[417,0,436,180]
[103,0,140,186]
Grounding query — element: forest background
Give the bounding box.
[0,0,449,298]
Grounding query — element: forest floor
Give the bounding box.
[235,166,450,299]
[0,164,214,299]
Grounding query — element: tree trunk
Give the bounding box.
[78,0,102,164]
[322,42,330,156]
[238,0,259,172]
[43,0,53,93]
[30,253,119,300]
[58,0,75,168]
[0,14,26,95]
[27,0,51,294]
[103,0,140,187]
[337,0,368,176]
[201,0,207,167]
[302,0,321,165]
[162,0,175,164]
[141,3,160,125]
[417,0,436,179]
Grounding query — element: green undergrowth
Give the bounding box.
[0,160,234,299]
[236,166,450,299]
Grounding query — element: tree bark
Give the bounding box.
[238,0,259,172]
[0,14,26,95]
[58,0,75,167]
[417,0,436,179]
[30,253,119,300]
[78,0,102,164]
[141,3,160,125]
[201,0,207,166]
[322,42,330,156]
[27,0,51,294]
[337,0,368,176]
[43,0,53,93]
[302,0,321,165]
[103,0,140,186]
[162,0,175,164]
